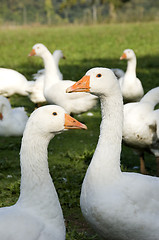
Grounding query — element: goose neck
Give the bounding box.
[125,57,137,77]
[42,50,60,86]
[140,87,159,108]
[18,129,56,207]
[54,56,60,66]
[89,92,123,180]
[17,126,65,230]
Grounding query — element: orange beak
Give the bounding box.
[0,112,3,120]
[64,113,87,130]
[28,49,36,57]
[66,75,90,93]
[120,52,127,60]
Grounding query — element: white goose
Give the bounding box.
[53,49,65,79]
[67,67,159,240]
[28,49,65,106]
[0,95,28,136]
[119,49,144,103]
[123,87,159,175]
[0,105,87,240]
[29,43,98,114]
[111,68,125,79]
[27,74,47,105]
[32,49,65,81]
[0,68,34,97]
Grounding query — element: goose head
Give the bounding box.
[120,49,136,60]
[66,67,119,97]
[53,50,65,60]
[25,105,87,138]
[29,43,48,57]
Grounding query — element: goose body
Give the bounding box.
[119,49,144,103]
[0,68,33,97]
[0,105,87,240]
[111,68,125,79]
[67,67,159,240]
[29,43,97,114]
[28,74,46,104]
[0,95,28,136]
[123,87,159,175]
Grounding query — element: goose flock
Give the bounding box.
[28,43,98,114]
[0,43,159,240]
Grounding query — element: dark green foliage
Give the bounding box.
[0,0,159,24]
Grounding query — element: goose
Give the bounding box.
[27,74,47,106]
[28,49,65,106]
[0,68,34,97]
[0,105,87,240]
[119,49,144,103]
[66,67,159,240]
[0,95,28,136]
[123,87,159,175]
[28,43,98,115]
[32,49,65,81]
[111,68,125,79]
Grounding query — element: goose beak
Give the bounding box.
[66,75,90,93]
[28,49,36,57]
[0,112,3,120]
[120,53,127,60]
[64,114,87,130]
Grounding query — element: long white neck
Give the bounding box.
[41,50,60,90]
[17,127,63,221]
[125,56,137,79]
[53,54,60,67]
[86,89,123,186]
[140,87,159,108]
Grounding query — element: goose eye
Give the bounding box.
[52,112,57,116]
[96,73,102,78]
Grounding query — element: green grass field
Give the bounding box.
[0,22,159,239]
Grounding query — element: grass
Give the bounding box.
[0,21,159,239]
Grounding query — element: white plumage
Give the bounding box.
[29,43,98,114]
[123,87,159,175]
[27,74,46,105]
[0,95,28,136]
[28,50,65,105]
[0,105,87,240]
[67,67,159,240]
[119,49,144,103]
[111,68,125,79]
[0,68,34,97]
[32,49,65,81]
